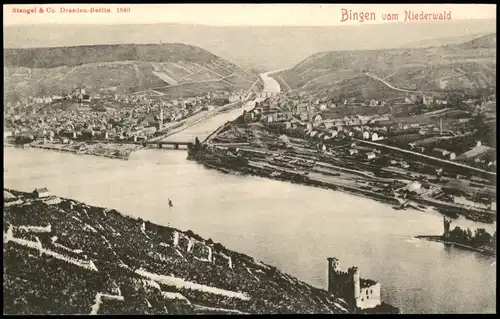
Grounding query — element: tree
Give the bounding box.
[466,228,473,241]
[470,114,486,131]
[473,228,492,246]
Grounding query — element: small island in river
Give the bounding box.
[416,217,496,256]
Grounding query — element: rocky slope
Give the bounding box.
[3,189,398,314]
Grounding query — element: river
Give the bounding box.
[260,69,285,93]
[3,74,496,314]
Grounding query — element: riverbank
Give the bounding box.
[5,94,257,162]
[190,144,496,224]
[3,188,399,314]
[199,159,400,206]
[189,101,496,226]
[7,141,142,161]
[4,146,496,314]
[415,235,496,257]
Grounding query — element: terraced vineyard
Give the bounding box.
[3,189,370,315]
[274,33,496,100]
[4,44,258,99]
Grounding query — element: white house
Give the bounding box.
[490,201,496,211]
[33,188,50,198]
[408,181,422,192]
[324,122,334,129]
[371,133,384,141]
[365,152,376,160]
[433,148,450,158]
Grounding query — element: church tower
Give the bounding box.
[159,109,164,131]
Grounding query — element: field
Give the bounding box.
[309,75,409,101]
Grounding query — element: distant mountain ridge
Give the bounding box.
[4,19,496,70]
[458,33,496,49]
[402,33,491,48]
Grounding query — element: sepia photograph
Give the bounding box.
[3,3,496,315]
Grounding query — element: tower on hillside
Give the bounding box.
[327,257,381,310]
[327,257,340,294]
[349,266,361,308]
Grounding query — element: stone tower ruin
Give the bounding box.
[327,257,381,310]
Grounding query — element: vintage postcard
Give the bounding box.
[3,3,496,315]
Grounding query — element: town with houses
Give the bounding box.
[5,87,247,158]
[239,90,496,172]
[3,5,496,315]
[190,87,496,226]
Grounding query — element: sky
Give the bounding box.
[3,4,497,27]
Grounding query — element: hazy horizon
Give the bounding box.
[4,8,496,71]
[4,17,496,28]
[4,4,496,26]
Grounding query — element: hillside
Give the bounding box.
[458,33,496,49]
[2,189,399,314]
[3,19,496,71]
[274,33,496,100]
[4,43,219,69]
[3,44,258,98]
[402,33,490,48]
